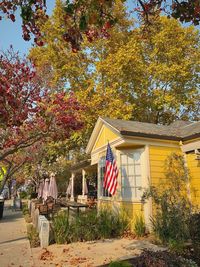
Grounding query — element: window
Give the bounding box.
[99,156,111,197]
[121,151,142,200]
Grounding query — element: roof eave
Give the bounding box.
[182,133,200,142]
[120,130,181,141]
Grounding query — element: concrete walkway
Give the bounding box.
[0,200,34,267]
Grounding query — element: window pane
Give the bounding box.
[123,176,134,187]
[128,165,135,176]
[135,175,142,187]
[134,152,141,163]
[122,187,135,199]
[120,151,142,200]
[128,154,134,164]
[121,166,128,178]
[121,154,127,164]
[135,164,141,175]
[136,187,142,198]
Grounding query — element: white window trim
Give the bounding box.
[98,155,112,199]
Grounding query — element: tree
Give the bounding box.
[0,48,83,193]
[1,1,200,50]
[29,2,200,148]
[29,0,134,151]
[15,140,72,194]
[97,16,200,124]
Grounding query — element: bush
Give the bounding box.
[52,209,129,244]
[142,153,192,246]
[27,224,40,247]
[97,209,128,239]
[133,215,146,237]
[150,194,190,244]
[53,211,71,244]
[22,203,29,215]
[70,210,99,242]
[19,191,28,199]
[189,213,200,245]
[109,261,131,267]
[24,213,32,223]
[128,250,198,267]
[168,238,186,254]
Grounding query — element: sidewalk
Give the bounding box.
[0,200,34,267]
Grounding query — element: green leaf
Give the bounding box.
[21,5,33,21]
[64,3,74,15]
[79,15,87,31]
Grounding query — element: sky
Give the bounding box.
[0,1,196,56]
[0,1,56,56]
[0,0,138,56]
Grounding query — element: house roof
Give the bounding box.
[86,117,200,154]
[101,117,200,141]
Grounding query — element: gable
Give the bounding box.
[93,125,119,152]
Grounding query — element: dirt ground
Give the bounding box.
[31,238,164,267]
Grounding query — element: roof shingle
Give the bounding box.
[101,117,200,141]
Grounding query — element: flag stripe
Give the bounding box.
[103,143,118,195]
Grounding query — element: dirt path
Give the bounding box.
[31,238,164,267]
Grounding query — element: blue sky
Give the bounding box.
[0,0,195,56]
[0,0,137,56]
[0,1,55,56]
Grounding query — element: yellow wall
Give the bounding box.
[93,125,119,151]
[186,153,200,207]
[149,146,181,187]
[98,199,143,231]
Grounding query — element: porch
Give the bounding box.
[67,159,97,206]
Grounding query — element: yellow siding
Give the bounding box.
[186,154,200,207]
[98,200,143,231]
[120,202,143,218]
[149,146,181,187]
[93,125,119,151]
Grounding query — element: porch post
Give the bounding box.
[70,172,75,201]
[82,169,86,196]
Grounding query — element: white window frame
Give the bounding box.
[119,148,145,202]
[98,156,112,199]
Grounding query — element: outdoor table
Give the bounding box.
[60,201,88,215]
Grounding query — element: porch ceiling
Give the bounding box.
[70,159,97,174]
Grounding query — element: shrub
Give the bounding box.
[133,215,146,237]
[150,194,190,244]
[72,210,99,241]
[19,191,28,199]
[142,153,192,246]
[22,203,29,215]
[189,212,200,245]
[109,261,131,267]
[52,209,129,244]
[98,209,129,239]
[24,213,32,223]
[27,224,40,247]
[129,250,198,267]
[53,211,70,244]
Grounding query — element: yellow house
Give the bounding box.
[84,117,200,228]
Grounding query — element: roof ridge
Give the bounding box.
[102,117,169,127]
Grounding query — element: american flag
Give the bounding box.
[104,143,118,195]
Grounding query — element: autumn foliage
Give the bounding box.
[1,1,200,50]
[0,48,83,192]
